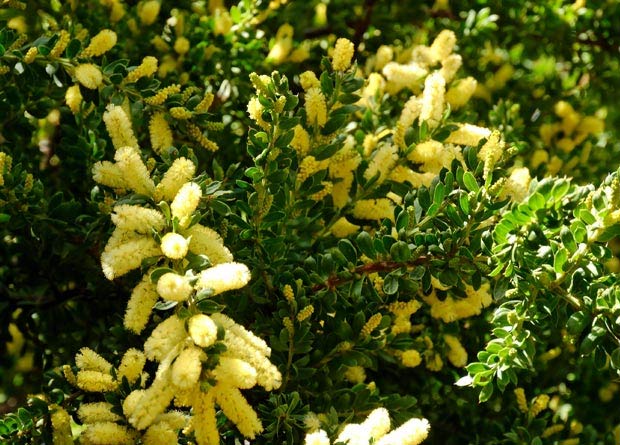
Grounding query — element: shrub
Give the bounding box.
[1,1,620,444]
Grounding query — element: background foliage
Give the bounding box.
[1,0,620,444]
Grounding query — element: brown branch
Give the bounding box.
[311,256,429,293]
[352,0,378,47]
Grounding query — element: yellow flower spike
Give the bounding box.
[444,335,468,367]
[77,402,121,424]
[76,370,118,392]
[382,62,427,95]
[171,181,202,227]
[154,157,196,202]
[75,63,103,89]
[440,53,463,83]
[149,112,173,154]
[419,71,446,129]
[157,272,193,301]
[529,394,550,418]
[401,350,422,368]
[187,122,219,151]
[429,29,457,63]
[103,104,139,150]
[142,422,177,445]
[446,76,477,109]
[212,384,264,439]
[297,305,314,322]
[183,223,233,264]
[82,29,117,57]
[101,231,161,280]
[50,405,73,445]
[114,147,156,195]
[139,0,161,25]
[364,143,399,185]
[145,84,182,105]
[174,37,190,55]
[160,232,190,259]
[111,204,165,233]
[171,346,203,389]
[247,97,271,130]
[195,92,215,112]
[143,315,186,362]
[360,313,383,337]
[374,45,394,71]
[49,30,70,58]
[76,347,113,372]
[124,273,159,334]
[24,47,38,64]
[213,9,233,36]
[375,417,430,445]
[352,198,394,221]
[117,348,146,384]
[330,217,359,238]
[542,424,565,438]
[196,262,251,295]
[559,439,580,445]
[188,314,218,348]
[305,87,328,128]
[344,365,366,384]
[193,392,219,445]
[267,24,294,64]
[446,123,492,146]
[80,422,137,445]
[126,56,158,83]
[65,84,83,114]
[299,71,320,91]
[332,38,355,71]
[213,357,258,389]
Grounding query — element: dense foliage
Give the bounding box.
[1,1,620,444]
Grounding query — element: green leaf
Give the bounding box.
[396,210,409,232]
[390,241,411,262]
[320,71,333,96]
[65,38,81,58]
[150,267,176,283]
[478,383,494,402]
[462,171,479,193]
[356,231,376,259]
[611,347,620,369]
[196,299,226,314]
[383,272,399,295]
[154,300,178,311]
[321,114,347,135]
[553,247,568,273]
[566,311,589,335]
[337,239,357,264]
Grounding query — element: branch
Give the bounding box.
[311,256,429,293]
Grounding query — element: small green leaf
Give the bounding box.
[65,38,81,58]
[462,171,479,193]
[390,241,411,262]
[566,311,589,335]
[320,71,333,95]
[356,231,376,259]
[196,299,225,314]
[478,383,494,402]
[154,300,178,311]
[611,347,620,369]
[383,272,399,295]
[150,267,176,283]
[337,239,357,264]
[553,247,568,273]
